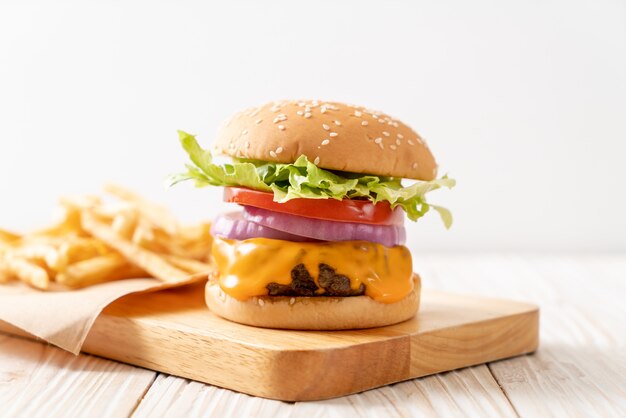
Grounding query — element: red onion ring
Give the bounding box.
[242,206,406,247]
[211,212,314,242]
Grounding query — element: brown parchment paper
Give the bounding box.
[0,275,204,354]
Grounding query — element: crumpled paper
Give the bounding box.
[0,275,204,354]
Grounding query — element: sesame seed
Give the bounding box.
[273,117,280,123]
[289,297,295,305]
[242,129,248,135]
[269,150,277,158]
[314,156,320,165]
[392,122,399,127]
[408,140,415,146]
[388,121,393,125]
[278,125,285,130]
[321,139,330,146]
[258,298,265,306]
[397,134,404,139]
[378,119,385,123]
[304,112,312,118]
[361,121,369,126]
[322,124,330,131]
[396,139,401,145]
[390,144,397,150]
[354,110,362,117]
[276,146,284,154]
[372,114,378,119]
[255,119,263,124]
[383,131,390,137]
[334,120,341,126]
[297,111,304,116]
[374,138,383,144]
[378,143,384,150]
[321,106,327,113]
[329,132,338,137]
[412,162,418,169]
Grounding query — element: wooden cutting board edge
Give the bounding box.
[80,302,539,401]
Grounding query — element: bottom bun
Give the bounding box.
[205,275,421,330]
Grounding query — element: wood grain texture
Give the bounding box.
[0,334,156,418]
[415,254,626,418]
[133,366,518,418]
[64,283,537,401]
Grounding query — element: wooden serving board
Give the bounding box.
[5,283,539,401]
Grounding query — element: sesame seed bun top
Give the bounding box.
[213,100,438,180]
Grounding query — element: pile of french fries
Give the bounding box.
[0,184,213,290]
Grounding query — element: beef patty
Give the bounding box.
[266,263,365,297]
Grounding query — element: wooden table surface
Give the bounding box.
[1,254,624,418]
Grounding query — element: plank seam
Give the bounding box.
[487,362,522,418]
[127,370,159,418]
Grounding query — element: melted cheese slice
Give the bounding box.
[212,237,413,303]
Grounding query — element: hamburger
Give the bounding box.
[169,100,454,329]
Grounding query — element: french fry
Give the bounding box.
[111,209,139,239]
[58,195,101,211]
[132,220,157,249]
[162,254,214,274]
[104,183,179,235]
[81,211,189,283]
[4,255,49,290]
[172,223,213,261]
[179,240,213,262]
[176,222,212,243]
[0,228,20,243]
[126,220,193,260]
[56,253,146,287]
[60,195,134,223]
[0,229,20,253]
[0,259,14,283]
[31,205,85,238]
[92,202,135,221]
[8,243,68,272]
[60,238,110,264]
[134,224,197,259]
[20,235,79,249]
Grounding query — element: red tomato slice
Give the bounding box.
[223,187,404,225]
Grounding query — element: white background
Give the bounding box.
[1,1,624,252]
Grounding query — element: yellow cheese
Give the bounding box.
[212,237,413,303]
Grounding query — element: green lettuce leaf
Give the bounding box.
[168,131,456,227]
